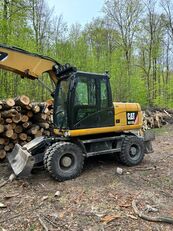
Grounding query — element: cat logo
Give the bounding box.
[0,52,8,61]
[126,112,137,125]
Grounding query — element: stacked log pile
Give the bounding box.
[0,96,53,159]
[143,108,173,130]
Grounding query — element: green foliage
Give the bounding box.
[0,0,173,109]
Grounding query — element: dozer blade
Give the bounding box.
[7,144,35,177]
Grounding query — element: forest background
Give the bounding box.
[1,0,173,108]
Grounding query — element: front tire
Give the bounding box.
[119,136,144,166]
[44,142,84,181]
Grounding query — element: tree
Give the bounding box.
[28,0,53,53]
[103,0,143,96]
[137,0,164,105]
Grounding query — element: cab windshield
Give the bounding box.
[53,78,70,128]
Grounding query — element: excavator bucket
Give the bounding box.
[7,144,35,177]
[7,137,46,177]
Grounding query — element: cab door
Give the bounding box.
[98,76,115,127]
[69,72,114,130]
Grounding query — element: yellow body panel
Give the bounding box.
[0,45,57,83]
[54,102,143,137]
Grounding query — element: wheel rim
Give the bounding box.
[129,144,141,160]
[60,154,74,170]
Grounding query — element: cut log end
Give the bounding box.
[15,95,30,106]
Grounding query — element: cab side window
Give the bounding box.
[74,77,96,106]
[100,79,109,109]
[73,76,97,125]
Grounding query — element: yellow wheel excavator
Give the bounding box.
[0,44,154,181]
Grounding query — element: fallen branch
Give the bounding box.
[0,179,9,189]
[164,110,172,118]
[38,216,48,231]
[130,166,157,172]
[0,174,16,189]
[132,199,173,224]
[42,215,58,229]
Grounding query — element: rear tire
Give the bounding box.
[119,136,144,166]
[44,142,84,181]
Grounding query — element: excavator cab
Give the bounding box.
[54,72,114,131]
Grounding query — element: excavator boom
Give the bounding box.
[0,44,59,83]
[0,44,77,177]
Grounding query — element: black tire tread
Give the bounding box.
[43,142,59,171]
[119,136,144,166]
[45,142,84,181]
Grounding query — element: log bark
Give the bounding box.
[0,149,6,159]
[11,133,17,140]
[27,111,33,118]
[27,136,32,142]
[15,95,30,106]
[25,103,32,110]
[38,122,49,129]
[22,121,32,129]
[33,113,47,122]
[19,133,27,141]
[2,98,15,109]
[21,115,29,123]
[4,129,14,138]
[32,104,40,113]
[27,125,40,135]
[5,118,12,124]
[14,125,23,134]
[9,143,14,150]
[4,138,9,145]
[4,145,11,152]
[0,138,5,145]
[11,123,17,129]
[0,125,4,133]
[34,130,43,137]
[15,106,21,112]
[0,118,4,124]
[20,141,27,146]
[12,113,21,123]
[4,124,13,131]
[1,109,18,118]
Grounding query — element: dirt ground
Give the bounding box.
[1,126,173,231]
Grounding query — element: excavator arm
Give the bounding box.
[0,44,77,177]
[0,44,59,83]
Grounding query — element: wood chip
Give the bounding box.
[42,196,48,201]
[4,194,19,200]
[0,203,7,208]
[101,214,121,224]
[54,191,61,197]
[127,214,138,220]
[119,203,131,208]
[116,167,123,175]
